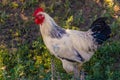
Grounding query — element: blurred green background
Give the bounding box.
[0,0,120,80]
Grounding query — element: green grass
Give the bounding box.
[0,0,120,80]
[84,41,120,80]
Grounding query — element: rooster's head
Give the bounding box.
[33,8,45,25]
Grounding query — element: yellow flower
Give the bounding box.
[11,2,19,8]
[67,16,73,23]
[105,0,114,7]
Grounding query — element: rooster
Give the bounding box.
[33,8,111,79]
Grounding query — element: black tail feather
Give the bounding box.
[91,17,111,44]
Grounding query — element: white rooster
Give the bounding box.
[33,8,111,79]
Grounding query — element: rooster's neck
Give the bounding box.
[40,13,66,39]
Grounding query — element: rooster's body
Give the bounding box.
[33,8,111,73]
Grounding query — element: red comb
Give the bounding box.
[33,8,44,16]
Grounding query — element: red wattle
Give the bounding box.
[35,18,40,24]
[34,18,44,25]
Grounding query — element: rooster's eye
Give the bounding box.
[37,14,44,19]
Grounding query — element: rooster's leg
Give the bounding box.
[73,64,85,80]
[51,56,55,80]
[80,69,85,80]
[73,64,80,80]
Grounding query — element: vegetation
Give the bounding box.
[0,0,120,80]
